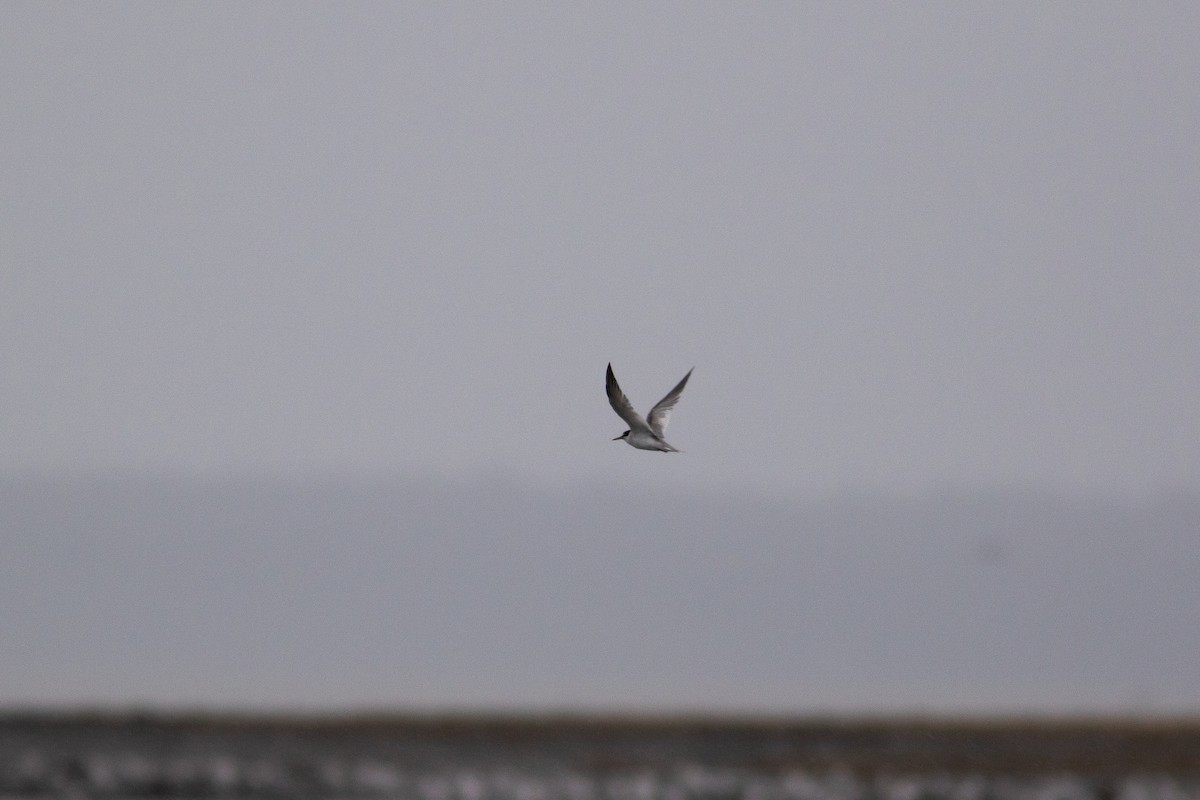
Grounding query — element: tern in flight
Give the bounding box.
[606,363,693,452]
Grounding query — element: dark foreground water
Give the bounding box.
[1,714,1198,800]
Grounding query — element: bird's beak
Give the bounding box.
[612,434,623,440]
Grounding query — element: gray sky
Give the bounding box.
[2,4,1198,713]
[3,476,1198,714]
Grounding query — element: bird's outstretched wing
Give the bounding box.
[646,367,693,438]
[606,363,651,432]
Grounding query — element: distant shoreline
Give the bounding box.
[4,707,1200,728]
[4,710,1199,775]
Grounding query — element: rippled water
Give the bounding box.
[2,716,1197,800]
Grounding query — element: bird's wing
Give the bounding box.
[606,363,651,432]
[646,367,693,438]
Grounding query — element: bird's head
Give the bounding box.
[613,430,630,441]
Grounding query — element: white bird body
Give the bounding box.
[624,428,678,452]
[606,363,693,452]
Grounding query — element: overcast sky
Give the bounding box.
[2,4,1198,713]
[4,477,1198,714]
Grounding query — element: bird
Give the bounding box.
[606,363,693,452]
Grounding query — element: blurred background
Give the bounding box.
[2,3,1198,716]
